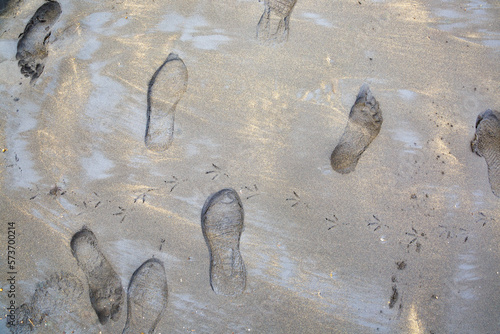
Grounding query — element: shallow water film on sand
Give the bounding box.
[1,0,499,332]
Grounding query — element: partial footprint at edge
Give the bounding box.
[471,109,500,197]
[9,273,84,334]
[201,188,246,296]
[70,227,124,324]
[330,84,383,174]
[122,258,168,334]
[257,0,298,44]
[16,0,61,82]
[145,53,188,152]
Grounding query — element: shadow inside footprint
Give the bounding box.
[145,53,188,152]
[70,227,123,325]
[201,188,246,296]
[16,0,61,82]
[256,0,298,44]
[471,109,500,197]
[122,258,168,334]
[330,84,383,174]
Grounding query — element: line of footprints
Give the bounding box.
[12,189,244,332]
[72,189,244,332]
[16,1,500,196]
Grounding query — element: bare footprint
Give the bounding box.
[70,227,123,324]
[330,84,383,174]
[201,188,246,296]
[471,109,500,197]
[16,0,61,82]
[9,273,84,333]
[256,0,298,44]
[123,258,168,334]
[145,53,188,152]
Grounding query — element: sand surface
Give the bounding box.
[1,0,499,332]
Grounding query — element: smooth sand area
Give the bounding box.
[1,0,499,332]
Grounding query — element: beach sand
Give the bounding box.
[0,0,499,332]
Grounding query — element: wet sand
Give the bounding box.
[1,0,499,332]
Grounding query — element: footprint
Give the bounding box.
[471,109,500,197]
[256,0,298,44]
[70,227,124,324]
[123,258,168,334]
[201,188,246,296]
[145,53,188,152]
[9,273,84,333]
[330,84,383,174]
[388,284,399,309]
[16,1,61,82]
